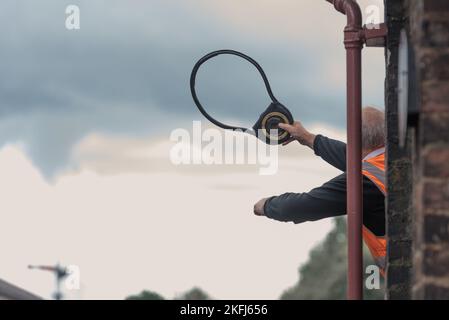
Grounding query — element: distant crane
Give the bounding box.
[28,263,69,300]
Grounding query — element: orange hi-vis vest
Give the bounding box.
[361,148,387,275]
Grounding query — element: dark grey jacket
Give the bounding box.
[264,135,385,236]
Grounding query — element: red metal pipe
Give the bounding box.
[326,0,364,300]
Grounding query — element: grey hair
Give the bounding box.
[362,106,386,151]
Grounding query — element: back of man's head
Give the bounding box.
[362,106,385,153]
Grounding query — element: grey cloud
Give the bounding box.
[0,0,382,177]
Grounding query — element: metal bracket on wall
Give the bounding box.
[362,23,388,47]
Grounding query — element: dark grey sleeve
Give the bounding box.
[313,135,347,172]
[264,174,347,224]
[263,173,386,236]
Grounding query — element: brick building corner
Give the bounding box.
[385,0,449,300]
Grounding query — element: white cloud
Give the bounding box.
[0,124,345,299]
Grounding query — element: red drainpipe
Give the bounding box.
[326,0,364,300]
[325,0,388,300]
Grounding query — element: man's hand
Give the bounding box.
[278,121,316,148]
[254,198,267,216]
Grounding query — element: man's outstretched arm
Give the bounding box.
[279,122,347,171]
[254,174,348,223]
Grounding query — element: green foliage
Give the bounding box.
[125,290,165,300]
[175,287,211,300]
[125,287,211,300]
[280,218,385,300]
[126,219,384,300]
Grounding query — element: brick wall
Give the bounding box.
[411,0,449,300]
[385,0,413,300]
[385,0,449,300]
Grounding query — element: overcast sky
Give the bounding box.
[0,0,385,299]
